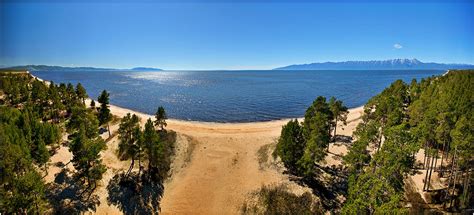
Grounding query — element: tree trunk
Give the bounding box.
[461,171,471,209]
[107,123,111,137]
[35,193,39,213]
[127,158,135,177]
[450,169,458,208]
[423,142,428,169]
[138,149,142,181]
[333,116,338,143]
[445,147,457,208]
[427,154,436,191]
[439,140,446,173]
[44,163,48,178]
[450,148,459,208]
[423,152,431,191]
[376,128,383,154]
[434,145,439,172]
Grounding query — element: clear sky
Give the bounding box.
[1,0,473,70]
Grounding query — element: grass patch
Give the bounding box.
[241,184,322,215]
[257,140,278,170]
[183,135,197,165]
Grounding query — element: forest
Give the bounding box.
[271,70,473,214]
[0,71,174,214]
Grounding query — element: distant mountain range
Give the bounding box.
[3,60,473,71]
[1,65,163,72]
[274,59,474,70]
[130,67,163,71]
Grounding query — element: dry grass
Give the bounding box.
[241,184,322,215]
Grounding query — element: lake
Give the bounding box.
[31,70,444,122]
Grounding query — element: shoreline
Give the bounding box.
[108,101,363,125]
[31,72,364,126]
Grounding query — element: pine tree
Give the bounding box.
[67,105,99,139]
[75,83,87,105]
[69,127,107,192]
[143,118,159,179]
[154,106,167,131]
[33,137,50,175]
[118,113,141,176]
[328,96,349,143]
[275,119,305,174]
[98,90,112,137]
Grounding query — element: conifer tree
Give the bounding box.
[328,96,349,143]
[154,106,167,131]
[275,119,305,174]
[75,83,87,105]
[98,90,112,137]
[118,113,141,176]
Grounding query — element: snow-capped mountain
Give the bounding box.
[274,59,473,70]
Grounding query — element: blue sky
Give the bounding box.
[1,1,473,70]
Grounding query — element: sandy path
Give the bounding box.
[159,106,364,215]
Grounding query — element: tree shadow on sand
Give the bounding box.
[46,168,100,214]
[333,135,353,144]
[107,171,164,215]
[290,165,349,210]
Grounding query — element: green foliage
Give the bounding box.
[67,105,99,138]
[32,136,50,169]
[154,106,167,130]
[118,113,141,161]
[275,119,305,173]
[343,70,474,212]
[118,113,176,182]
[2,170,49,214]
[299,96,332,177]
[98,90,112,126]
[342,172,407,215]
[450,116,473,171]
[1,73,107,212]
[69,128,107,189]
[372,124,417,191]
[303,96,332,140]
[275,96,345,178]
[328,96,349,138]
[75,83,87,104]
[0,106,52,214]
[343,121,376,174]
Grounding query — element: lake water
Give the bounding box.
[31,70,444,122]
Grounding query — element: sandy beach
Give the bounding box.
[45,97,365,214]
[99,101,364,214]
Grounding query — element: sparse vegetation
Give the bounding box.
[241,184,322,215]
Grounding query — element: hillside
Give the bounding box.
[1,65,163,72]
